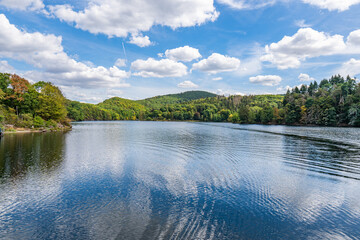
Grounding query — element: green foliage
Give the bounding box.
[98,97,146,120]
[283,75,360,126]
[348,103,360,126]
[4,108,17,125]
[36,82,67,121]
[0,105,6,123]
[106,76,358,127]
[0,89,5,100]
[17,113,34,128]
[260,106,274,123]
[46,119,57,128]
[66,100,114,121]
[0,73,69,129]
[33,116,45,128]
[138,91,216,109]
[0,73,10,93]
[2,72,359,128]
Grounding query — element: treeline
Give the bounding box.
[2,72,360,128]
[66,91,217,121]
[137,91,216,108]
[0,73,70,130]
[139,75,360,126]
[283,75,360,126]
[66,97,146,121]
[142,94,284,122]
[66,75,360,127]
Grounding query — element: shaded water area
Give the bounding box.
[1,121,360,239]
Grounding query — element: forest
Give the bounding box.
[67,74,360,126]
[1,72,360,131]
[0,73,70,131]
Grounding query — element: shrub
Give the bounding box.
[33,116,45,128]
[4,108,17,125]
[17,113,34,128]
[46,119,57,128]
[60,118,71,127]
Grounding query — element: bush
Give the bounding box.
[17,113,34,128]
[46,119,57,128]
[5,108,17,125]
[60,118,71,127]
[33,116,45,128]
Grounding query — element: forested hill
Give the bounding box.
[65,75,360,127]
[98,97,146,120]
[137,91,217,108]
[66,97,146,121]
[66,91,217,121]
[1,72,360,129]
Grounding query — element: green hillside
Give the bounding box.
[64,75,360,126]
[66,100,114,121]
[137,90,217,109]
[98,97,146,120]
[2,72,360,128]
[145,94,285,122]
[67,97,147,121]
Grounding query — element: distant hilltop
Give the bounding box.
[137,91,217,108]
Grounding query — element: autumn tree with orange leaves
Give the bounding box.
[8,74,30,102]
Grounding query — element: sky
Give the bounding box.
[0,0,360,102]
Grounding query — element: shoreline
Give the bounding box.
[1,120,355,135]
[72,119,355,128]
[2,126,72,134]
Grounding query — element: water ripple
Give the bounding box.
[1,122,360,239]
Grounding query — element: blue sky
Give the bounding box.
[1,0,360,102]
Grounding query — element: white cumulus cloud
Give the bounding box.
[0,14,130,89]
[165,46,202,62]
[114,58,126,67]
[217,0,276,9]
[249,75,282,86]
[107,89,124,98]
[298,73,315,81]
[49,0,219,38]
[192,53,240,74]
[177,80,199,88]
[294,19,312,28]
[24,66,130,89]
[235,56,262,77]
[129,34,153,47]
[216,89,244,96]
[347,29,360,52]
[0,0,44,11]
[336,58,360,77]
[0,60,14,73]
[262,28,360,69]
[212,77,223,81]
[131,58,188,78]
[276,85,292,92]
[217,0,360,11]
[302,0,360,11]
[261,28,347,69]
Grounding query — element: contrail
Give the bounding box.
[122,42,128,63]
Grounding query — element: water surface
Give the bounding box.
[1,122,360,239]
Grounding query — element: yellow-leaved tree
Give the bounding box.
[34,81,67,121]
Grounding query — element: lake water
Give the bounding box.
[1,121,360,239]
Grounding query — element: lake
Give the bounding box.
[1,121,360,239]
